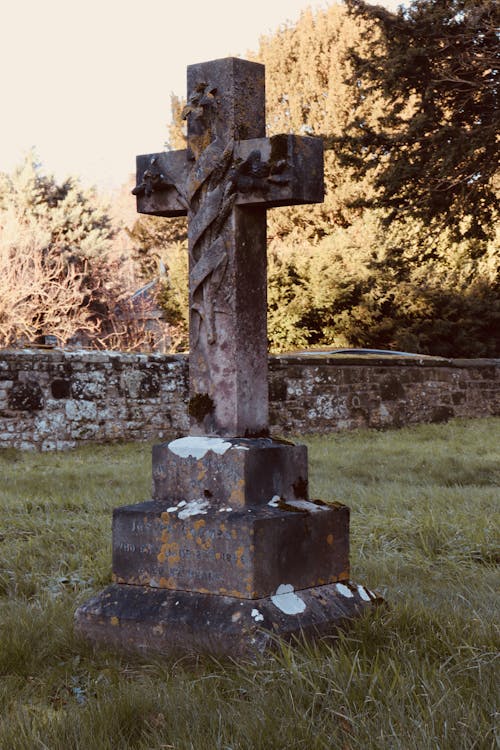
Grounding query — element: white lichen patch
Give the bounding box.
[251,608,264,622]
[177,499,210,519]
[166,499,188,513]
[336,583,354,598]
[218,507,233,513]
[285,499,328,513]
[268,495,281,508]
[270,584,306,615]
[357,585,372,602]
[168,436,232,459]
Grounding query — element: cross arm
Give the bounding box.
[133,135,323,218]
[133,150,190,217]
[234,135,324,208]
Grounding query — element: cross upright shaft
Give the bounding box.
[134,57,324,437]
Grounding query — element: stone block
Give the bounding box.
[112,497,349,599]
[152,436,308,508]
[75,581,381,659]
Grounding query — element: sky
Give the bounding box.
[1,0,402,193]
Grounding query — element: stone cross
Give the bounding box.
[133,57,323,437]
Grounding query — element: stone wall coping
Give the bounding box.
[0,348,187,364]
[1,348,498,370]
[271,355,500,369]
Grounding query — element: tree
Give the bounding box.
[165,5,387,242]
[256,3,384,237]
[342,0,499,239]
[0,207,97,347]
[0,156,117,346]
[0,153,114,265]
[0,155,150,349]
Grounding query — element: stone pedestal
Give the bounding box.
[75,437,381,657]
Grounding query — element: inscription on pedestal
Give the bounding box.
[112,498,349,599]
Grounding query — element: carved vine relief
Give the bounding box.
[133,81,289,347]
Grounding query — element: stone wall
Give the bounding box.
[0,348,498,450]
[0,349,189,451]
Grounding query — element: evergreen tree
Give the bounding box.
[0,153,114,265]
[256,4,386,240]
[0,155,125,347]
[342,0,499,239]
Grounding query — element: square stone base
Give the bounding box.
[152,436,309,508]
[75,581,382,659]
[112,498,349,598]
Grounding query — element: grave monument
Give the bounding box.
[75,58,379,656]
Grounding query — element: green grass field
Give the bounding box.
[0,419,498,749]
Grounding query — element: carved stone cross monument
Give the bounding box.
[75,58,379,657]
[134,57,323,438]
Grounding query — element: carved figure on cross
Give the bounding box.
[133,57,323,438]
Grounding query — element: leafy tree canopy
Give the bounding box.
[0,153,114,265]
[342,0,499,239]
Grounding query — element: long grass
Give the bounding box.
[0,419,498,749]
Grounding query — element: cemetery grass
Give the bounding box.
[0,419,498,750]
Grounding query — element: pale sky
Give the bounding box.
[0,0,401,192]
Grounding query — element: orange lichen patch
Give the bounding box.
[326,533,334,546]
[198,587,210,594]
[219,522,227,533]
[215,552,221,560]
[249,544,255,552]
[196,536,212,551]
[193,519,206,530]
[235,546,245,569]
[229,479,245,506]
[166,541,180,562]
[185,529,194,541]
[158,534,180,564]
[197,467,207,482]
[229,589,244,597]
[159,576,177,588]
[337,569,350,581]
[231,529,238,540]
[160,512,170,523]
[110,616,119,626]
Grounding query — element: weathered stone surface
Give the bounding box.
[112,498,349,598]
[152,437,308,508]
[74,581,381,658]
[8,380,44,411]
[135,135,323,216]
[134,57,324,438]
